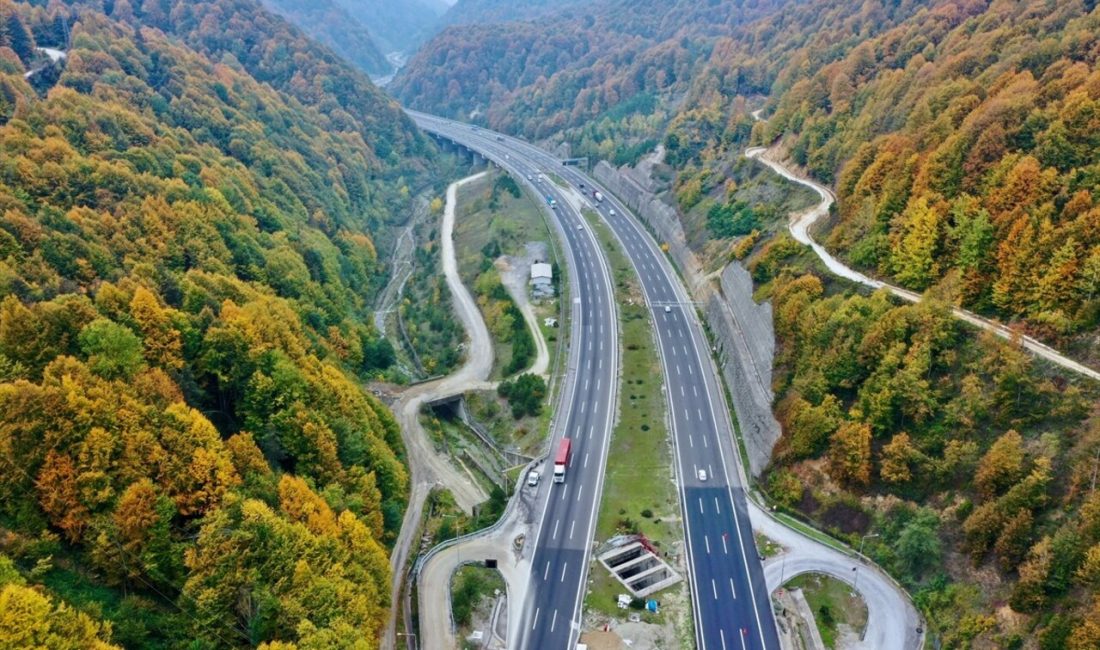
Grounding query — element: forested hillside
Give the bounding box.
[437,0,586,28]
[754,240,1100,647]
[259,0,392,75]
[605,0,1100,357]
[673,1,1100,644]
[668,1,1100,644]
[758,1,1100,355]
[390,0,791,144]
[330,0,448,56]
[0,0,433,646]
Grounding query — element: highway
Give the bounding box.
[411,110,779,650]
[409,113,622,649]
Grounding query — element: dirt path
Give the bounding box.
[745,137,1100,382]
[384,172,496,650]
[373,201,424,336]
[22,47,67,80]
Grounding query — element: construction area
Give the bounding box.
[597,535,682,599]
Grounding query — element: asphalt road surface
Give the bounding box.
[411,110,780,650]
[411,113,623,650]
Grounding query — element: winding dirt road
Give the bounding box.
[384,172,495,649]
[745,144,1100,382]
[385,170,557,649]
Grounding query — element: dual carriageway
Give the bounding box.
[410,111,778,650]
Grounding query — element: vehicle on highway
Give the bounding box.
[553,438,572,483]
[664,305,672,313]
[576,223,584,230]
[593,190,604,202]
[527,174,533,181]
[697,468,708,481]
[546,196,557,209]
[609,208,616,216]
[527,470,541,487]
[496,135,504,141]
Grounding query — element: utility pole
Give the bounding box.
[853,533,879,595]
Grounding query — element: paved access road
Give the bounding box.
[411,113,622,650]
[411,111,779,650]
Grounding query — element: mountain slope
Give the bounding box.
[644,0,1100,354]
[331,0,446,55]
[0,1,434,646]
[259,0,392,76]
[437,0,586,27]
[659,2,1100,645]
[690,1,1100,646]
[390,0,813,142]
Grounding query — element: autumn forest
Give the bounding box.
[3,0,1100,648]
[0,0,435,647]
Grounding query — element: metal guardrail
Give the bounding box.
[457,399,534,467]
[410,451,543,587]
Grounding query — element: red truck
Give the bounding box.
[553,438,572,483]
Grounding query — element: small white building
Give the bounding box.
[530,262,554,299]
[530,262,552,282]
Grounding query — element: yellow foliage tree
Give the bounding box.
[827,421,872,486]
[35,451,89,542]
[974,430,1025,500]
[0,582,120,649]
[1068,596,1100,650]
[279,475,339,536]
[129,287,183,370]
[880,431,917,484]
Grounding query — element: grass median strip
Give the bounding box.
[580,206,692,646]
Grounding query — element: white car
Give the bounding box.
[576,223,584,230]
[664,305,672,313]
[527,174,533,181]
[527,470,541,487]
[697,469,707,482]
[609,208,617,216]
